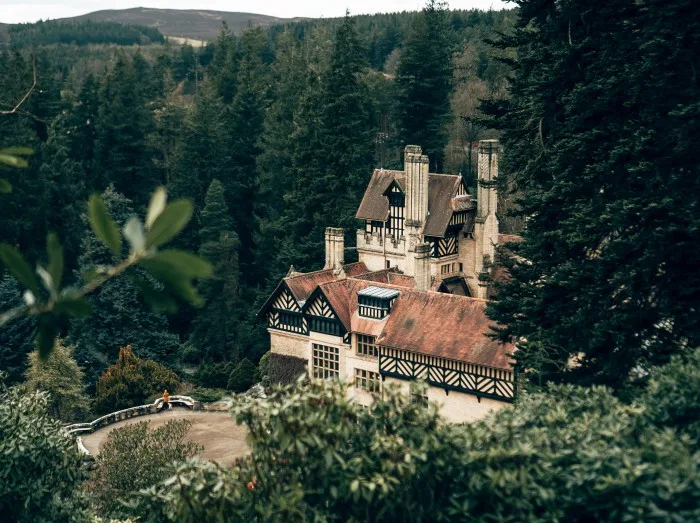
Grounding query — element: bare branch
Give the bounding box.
[0,55,37,116]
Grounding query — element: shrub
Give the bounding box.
[267,353,307,386]
[0,378,89,522]
[89,419,202,518]
[227,358,255,392]
[194,361,234,389]
[255,351,270,384]
[95,345,180,413]
[133,356,700,522]
[24,340,91,422]
[190,387,227,403]
[179,343,200,365]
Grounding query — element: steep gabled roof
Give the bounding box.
[355,169,475,238]
[353,268,415,288]
[258,262,368,316]
[377,292,513,369]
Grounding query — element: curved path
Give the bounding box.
[81,408,249,467]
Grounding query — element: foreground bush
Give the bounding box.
[95,345,180,413]
[88,419,202,518]
[0,377,89,522]
[132,350,700,522]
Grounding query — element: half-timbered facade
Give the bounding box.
[260,255,515,422]
[356,140,502,298]
[260,140,517,423]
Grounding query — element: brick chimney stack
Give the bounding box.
[324,227,345,271]
[414,242,432,291]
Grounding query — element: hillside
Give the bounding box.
[70,8,306,40]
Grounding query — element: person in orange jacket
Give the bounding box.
[163,389,171,410]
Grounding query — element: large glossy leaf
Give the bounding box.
[0,179,11,193]
[46,233,64,291]
[123,217,146,252]
[138,260,203,306]
[0,243,40,294]
[146,186,167,230]
[141,250,213,279]
[54,295,92,317]
[88,194,121,258]
[130,275,178,313]
[145,199,193,249]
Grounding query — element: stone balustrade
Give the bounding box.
[65,395,200,446]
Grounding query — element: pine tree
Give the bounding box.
[396,0,455,171]
[226,27,269,285]
[70,186,180,386]
[25,340,91,422]
[94,53,158,203]
[189,180,242,363]
[485,0,700,391]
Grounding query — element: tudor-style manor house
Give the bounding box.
[260,140,517,422]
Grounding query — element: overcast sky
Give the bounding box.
[2,1,512,24]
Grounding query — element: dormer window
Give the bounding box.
[358,286,400,319]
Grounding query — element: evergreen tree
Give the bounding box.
[25,340,91,422]
[70,186,180,386]
[0,275,36,385]
[227,357,255,392]
[281,19,374,273]
[189,180,242,363]
[95,53,158,203]
[226,27,269,284]
[396,0,455,171]
[485,0,700,391]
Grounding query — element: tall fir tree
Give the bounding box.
[281,18,374,273]
[189,179,242,363]
[396,0,455,171]
[226,27,270,285]
[485,0,700,392]
[94,53,158,204]
[70,186,180,387]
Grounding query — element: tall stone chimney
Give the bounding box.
[414,242,432,291]
[473,139,500,299]
[477,139,498,220]
[324,227,345,271]
[404,145,430,229]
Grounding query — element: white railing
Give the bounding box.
[65,395,198,436]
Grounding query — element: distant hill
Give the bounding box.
[68,8,306,41]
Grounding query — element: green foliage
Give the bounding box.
[641,348,700,442]
[134,358,699,522]
[255,350,271,384]
[227,357,256,392]
[190,387,227,403]
[89,419,202,518]
[194,361,234,389]
[189,179,242,363]
[267,352,308,386]
[94,345,180,413]
[0,275,36,384]
[484,0,700,390]
[8,19,164,47]
[0,379,89,523]
[396,0,456,171]
[24,339,91,422]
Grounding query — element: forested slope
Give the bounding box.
[0,4,514,388]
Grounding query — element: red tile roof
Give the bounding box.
[378,292,513,369]
[354,268,415,288]
[312,276,514,370]
[283,262,369,303]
